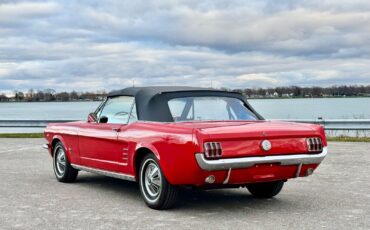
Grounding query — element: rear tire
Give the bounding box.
[138,153,178,210]
[53,142,78,183]
[247,181,284,198]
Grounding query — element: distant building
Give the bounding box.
[280,93,293,97]
[0,95,9,102]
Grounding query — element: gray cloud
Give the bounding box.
[0,0,370,94]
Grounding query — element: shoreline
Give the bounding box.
[0,100,103,103]
[1,96,370,103]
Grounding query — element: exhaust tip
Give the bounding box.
[205,175,215,184]
[306,168,314,176]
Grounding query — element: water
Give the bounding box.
[0,98,369,134]
[0,101,101,120]
[0,101,101,133]
[249,98,370,120]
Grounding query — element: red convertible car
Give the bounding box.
[43,86,328,209]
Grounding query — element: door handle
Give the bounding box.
[112,128,120,132]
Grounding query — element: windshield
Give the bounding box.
[97,96,135,124]
[168,96,257,122]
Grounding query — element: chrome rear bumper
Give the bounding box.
[195,147,328,171]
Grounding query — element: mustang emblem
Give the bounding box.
[261,140,272,151]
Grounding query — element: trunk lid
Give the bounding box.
[179,121,323,158]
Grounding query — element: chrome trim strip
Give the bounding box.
[80,156,128,166]
[42,144,49,150]
[195,147,328,171]
[71,164,136,182]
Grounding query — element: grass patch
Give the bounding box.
[0,133,43,138]
[327,136,370,142]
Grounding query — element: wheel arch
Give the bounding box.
[51,138,61,154]
[50,135,70,159]
[133,144,161,179]
[134,147,153,179]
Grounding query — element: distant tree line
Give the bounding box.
[0,89,107,102]
[230,85,370,98]
[1,85,370,102]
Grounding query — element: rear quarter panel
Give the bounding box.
[123,122,200,184]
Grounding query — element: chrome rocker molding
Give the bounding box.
[71,164,136,182]
[42,144,49,150]
[196,147,328,171]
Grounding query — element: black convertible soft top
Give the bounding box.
[108,86,229,97]
[107,86,263,122]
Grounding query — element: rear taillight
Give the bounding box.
[204,142,222,159]
[306,137,323,152]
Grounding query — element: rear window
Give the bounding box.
[168,96,257,122]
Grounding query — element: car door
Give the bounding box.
[78,96,135,172]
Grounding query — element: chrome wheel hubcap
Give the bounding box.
[55,147,66,176]
[143,161,162,199]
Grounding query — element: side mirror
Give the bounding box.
[87,113,97,123]
[99,116,108,123]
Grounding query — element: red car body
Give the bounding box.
[44,86,327,209]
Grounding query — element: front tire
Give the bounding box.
[247,181,284,198]
[138,154,178,209]
[53,142,78,183]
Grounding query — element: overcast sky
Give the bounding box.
[1,0,370,94]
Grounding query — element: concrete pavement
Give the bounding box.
[0,139,369,229]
